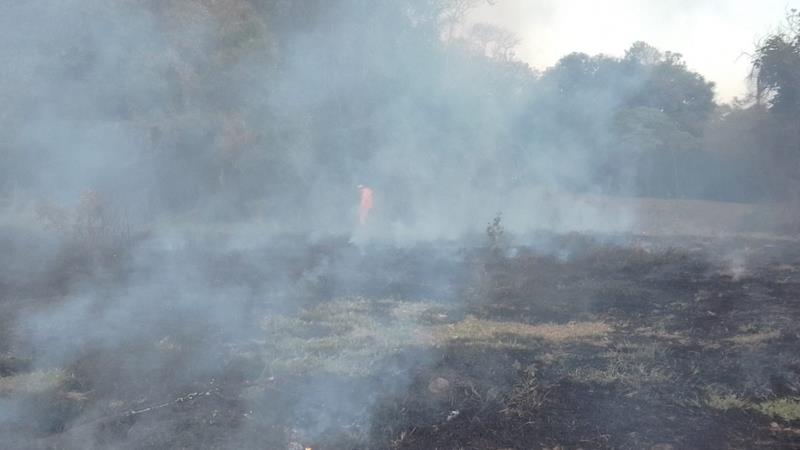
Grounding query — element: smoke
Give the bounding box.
[0,4,641,445]
[0,0,776,448]
[3,0,645,241]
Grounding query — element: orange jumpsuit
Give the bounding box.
[359,187,373,225]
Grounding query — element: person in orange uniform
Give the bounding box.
[357,184,373,225]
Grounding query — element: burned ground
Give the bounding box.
[1,232,800,449]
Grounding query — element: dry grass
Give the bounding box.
[726,330,782,346]
[634,325,690,345]
[502,367,546,418]
[758,398,800,422]
[570,341,672,387]
[260,298,433,377]
[706,392,749,411]
[433,316,611,345]
[258,299,613,377]
[707,391,800,422]
[0,369,66,395]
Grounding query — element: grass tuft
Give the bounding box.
[0,369,67,395]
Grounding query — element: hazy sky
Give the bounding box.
[468,0,799,102]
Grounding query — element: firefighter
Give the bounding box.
[357,184,373,225]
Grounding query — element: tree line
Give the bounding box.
[0,1,798,226]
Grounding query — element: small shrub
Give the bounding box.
[502,365,546,417]
[485,212,506,254]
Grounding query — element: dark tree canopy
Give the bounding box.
[752,9,800,115]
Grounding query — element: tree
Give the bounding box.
[624,41,663,66]
[614,106,698,197]
[751,9,800,115]
[747,9,800,202]
[534,42,715,197]
[465,23,520,61]
[622,42,715,137]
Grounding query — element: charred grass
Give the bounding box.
[2,233,800,448]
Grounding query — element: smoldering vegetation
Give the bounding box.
[2,1,800,449]
[4,228,800,449]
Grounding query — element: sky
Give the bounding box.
[467,0,799,102]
